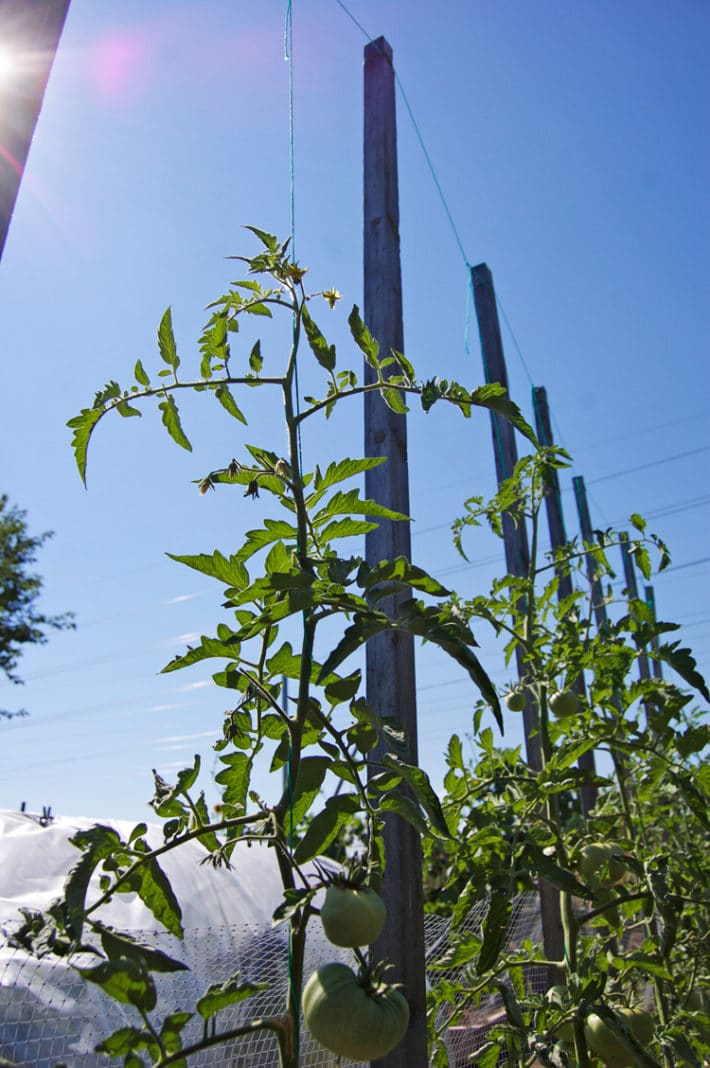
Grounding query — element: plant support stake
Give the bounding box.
[363,35,427,1068]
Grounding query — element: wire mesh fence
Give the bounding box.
[0,894,544,1067]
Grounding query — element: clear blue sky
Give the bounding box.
[0,0,708,821]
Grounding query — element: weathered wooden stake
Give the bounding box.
[619,532,652,682]
[0,0,71,261]
[472,265,564,970]
[532,386,597,815]
[572,476,608,629]
[644,585,663,679]
[363,36,427,1068]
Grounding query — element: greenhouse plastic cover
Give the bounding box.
[0,808,350,1067]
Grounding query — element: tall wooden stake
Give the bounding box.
[619,532,652,682]
[573,476,629,775]
[472,265,564,970]
[0,0,71,262]
[572,476,608,630]
[532,386,597,815]
[644,585,663,679]
[363,36,427,1067]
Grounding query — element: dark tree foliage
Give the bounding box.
[0,494,74,717]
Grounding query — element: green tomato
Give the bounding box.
[505,690,527,712]
[544,985,574,1044]
[549,689,579,718]
[302,962,409,1061]
[320,885,386,947]
[578,842,627,887]
[584,1008,654,1067]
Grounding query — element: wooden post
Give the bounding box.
[572,476,609,629]
[644,585,663,679]
[532,386,597,816]
[363,37,427,1068]
[619,532,652,682]
[472,265,564,972]
[0,0,71,261]
[573,476,628,778]
[472,264,537,763]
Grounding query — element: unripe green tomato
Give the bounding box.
[544,985,574,1044]
[505,690,527,712]
[549,690,579,718]
[303,962,409,1061]
[578,842,627,887]
[584,1008,654,1067]
[320,885,386,947]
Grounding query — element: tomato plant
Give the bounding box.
[505,689,527,712]
[9,231,539,1067]
[424,449,710,1068]
[302,961,409,1060]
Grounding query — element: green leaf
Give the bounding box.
[429,930,482,970]
[167,550,248,589]
[308,456,386,498]
[358,558,451,600]
[160,1011,192,1058]
[302,304,336,371]
[392,348,415,381]
[162,634,241,674]
[470,383,538,447]
[324,670,362,706]
[318,517,378,542]
[381,755,452,838]
[313,487,409,527]
[115,398,141,418]
[380,386,408,414]
[77,957,157,1012]
[197,974,269,1020]
[98,925,188,973]
[95,1027,148,1056]
[611,951,671,981]
[132,360,150,390]
[215,384,247,424]
[135,857,183,937]
[157,308,179,370]
[65,825,124,941]
[284,756,330,838]
[249,339,263,373]
[158,394,192,451]
[656,641,709,700]
[318,612,389,679]
[393,600,502,731]
[294,793,361,863]
[348,305,380,366]
[215,752,251,813]
[235,519,298,564]
[243,225,279,250]
[477,886,511,974]
[378,792,431,837]
[67,406,104,486]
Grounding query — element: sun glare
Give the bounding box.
[0,43,23,92]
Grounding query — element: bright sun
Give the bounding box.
[0,44,22,91]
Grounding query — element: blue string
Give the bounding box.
[464,268,474,354]
[283,4,302,1056]
[284,0,303,477]
[284,0,296,259]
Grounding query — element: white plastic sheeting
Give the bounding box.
[0,810,351,1067]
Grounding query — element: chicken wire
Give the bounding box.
[0,894,544,1068]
